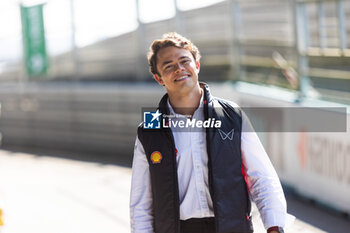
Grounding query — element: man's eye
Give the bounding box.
[165,65,173,70]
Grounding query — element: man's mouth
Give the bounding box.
[175,75,189,82]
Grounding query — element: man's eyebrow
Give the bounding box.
[161,56,191,67]
[179,56,191,60]
[161,60,173,68]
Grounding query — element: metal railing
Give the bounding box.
[1,0,349,102]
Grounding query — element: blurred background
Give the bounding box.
[0,0,349,232]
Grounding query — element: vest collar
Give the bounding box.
[158,82,213,113]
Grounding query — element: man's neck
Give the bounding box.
[168,87,203,116]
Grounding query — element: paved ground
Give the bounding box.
[0,150,349,233]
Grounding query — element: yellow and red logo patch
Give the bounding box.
[151,151,162,164]
[0,208,4,226]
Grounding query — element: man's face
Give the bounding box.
[154,46,200,96]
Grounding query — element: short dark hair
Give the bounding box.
[147,32,201,76]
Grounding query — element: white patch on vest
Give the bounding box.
[218,128,235,140]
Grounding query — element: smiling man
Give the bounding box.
[152,37,202,116]
[130,32,294,233]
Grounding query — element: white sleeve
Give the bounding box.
[130,136,154,233]
[241,112,295,230]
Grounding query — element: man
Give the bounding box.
[130,32,294,233]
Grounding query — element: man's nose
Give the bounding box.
[174,63,184,73]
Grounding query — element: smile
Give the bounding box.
[175,76,189,82]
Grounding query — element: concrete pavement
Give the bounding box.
[0,150,130,233]
[0,149,348,233]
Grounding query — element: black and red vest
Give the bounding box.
[137,83,253,233]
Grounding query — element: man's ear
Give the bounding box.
[154,74,164,86]
[196,61,200,72]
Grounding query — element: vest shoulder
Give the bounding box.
[137,122,145,137]
[212,97,241,111]
[137,122,144,129]
[137,122,162,141]
[215,97,239,106]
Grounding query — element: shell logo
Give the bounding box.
[151,151,162,164]
[0,208,4,226]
